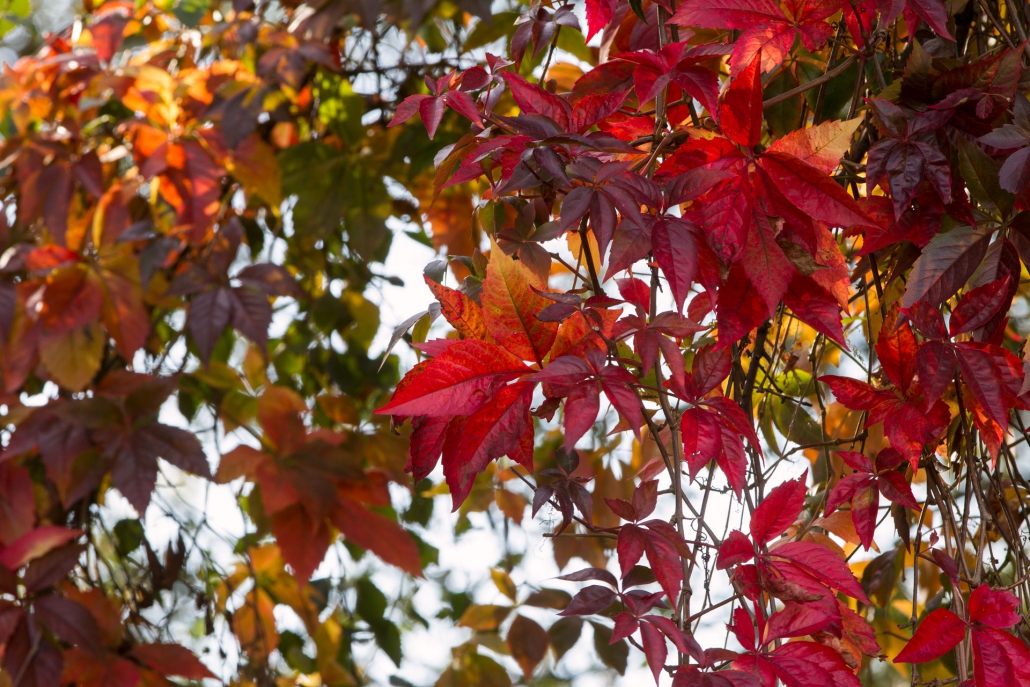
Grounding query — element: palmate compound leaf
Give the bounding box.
[671,0,840,75]
[893,586,1030,687]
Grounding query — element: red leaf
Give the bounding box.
[971,626,1017,687]
[877,470,920,511]
[564,381,601,451]
[644,615,704,661]
[765,599,840,644]
[130,643,216,679]
[605,497,638,522]
[585,0,616,41]
[633,480,660,520]
[389,94,428,129]
[652,218,699,313]
[839,450,873,473]
[849,484,879,550]
[758,151,876,229]
[61,649,137,687]
[895,608,966,663]
[783,274,847,348]
[949,277,1011,337]
[767,640,862,687]
[418,96,447,140]
[741,212,794,315]
[375,340,530,417]
[717,264,768,345]
[967,585,1021,629]
[717,424,750,498]
[905,0,954,40]
[34,595,103,657]
[448,382,535,506]
[750,472,807,546]
[0,526,79,570]
[768,540,872,604]
[719,52,764,149]
[640,620,668,685]
[558,585,617,616]
[917,341,956,408]
[705,396,762,454]
[600,366,645,439]
[90,5,130,62]
[686,344,732,399]
[901,225,992,308]
[820,376,891,411]
[271,504,331,583]
[956,346,1008,427]
[824,473,869,515]
[716,529,756,569]
[330,500,423,577]
[0,464,35,545]
[617,525,646,578]
[644,526,685,603]
[876,320,919,395]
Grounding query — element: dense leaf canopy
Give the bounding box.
[1,0,1030,686]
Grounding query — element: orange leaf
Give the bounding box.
[481,238,558,365]
[330,499,423,577]
[424,275,491,341]
[257,386,307,455]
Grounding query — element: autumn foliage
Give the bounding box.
[1,0,1030,686]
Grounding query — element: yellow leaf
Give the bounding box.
[566,229,601,282]
[813,511,880,553]
[458,604,512,631]
[490,568,518,601]
[545,62,583,91]
[229,134,283,208]
[242,344,267,390]
[495,489,527,525]
[40,321,105,392]
[234,589,279,661]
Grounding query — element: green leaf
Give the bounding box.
[0,0,29,39]
[957,135,1014,217]
[548,616,583,661]
[113,519,145,556]
[591,621,628,675]
[373,620,403,666]
[770,396,824,447]
[463,13,518,53]
[279,630,317,673]
[764,67,802,138]
[356,577,388,622]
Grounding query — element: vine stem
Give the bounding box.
[762,55,858,108]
